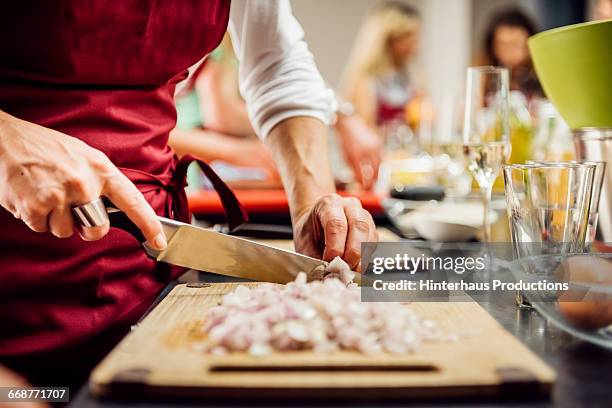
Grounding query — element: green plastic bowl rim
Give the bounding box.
[529,19,612,43]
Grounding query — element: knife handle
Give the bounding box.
[72,197,146,243]
[107,207,146,243]
[102,198,147,243]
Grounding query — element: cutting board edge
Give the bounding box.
[90,379,553,401]
[89,283,556,400]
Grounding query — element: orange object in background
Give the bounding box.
[188,189,384,217]
[404,95,434,131]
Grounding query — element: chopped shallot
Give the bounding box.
[196,257,441,355]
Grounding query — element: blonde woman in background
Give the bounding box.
[340,1,425,130]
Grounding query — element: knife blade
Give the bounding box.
[145,217,327,283]
[72,200,328,283]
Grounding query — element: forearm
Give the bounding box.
[352,79,377,129]
[225,1,376,265]
[265,117,335,222]
[204,101,254,137]
[169,128,242,163]
[197,70,255,138]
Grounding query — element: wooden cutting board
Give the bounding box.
[90,283,555,401]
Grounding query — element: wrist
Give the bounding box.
[265,117,335,224]
[336,100,355,118]
[333,95,355,127]
[287,178,334,226]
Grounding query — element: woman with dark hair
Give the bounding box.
[479,8,543,99]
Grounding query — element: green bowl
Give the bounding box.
[528,20,612,129]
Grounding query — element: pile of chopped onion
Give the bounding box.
[195,257,441,356]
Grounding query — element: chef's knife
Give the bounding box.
[73,201,327,284]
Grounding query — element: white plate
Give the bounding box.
[395,202,499,241]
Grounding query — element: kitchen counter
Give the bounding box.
[71,267,612,408]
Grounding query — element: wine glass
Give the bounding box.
[462,66,511,243]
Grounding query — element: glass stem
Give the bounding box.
[481,183,493,243]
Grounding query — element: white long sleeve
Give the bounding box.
[228,0,337,139]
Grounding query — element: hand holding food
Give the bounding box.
[292,193,378,271]
[0,111,166,249]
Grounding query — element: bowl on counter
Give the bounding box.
[528,19,612,129]
[511,253,612,349]
[389,201,499,241]
[413,218,478,242]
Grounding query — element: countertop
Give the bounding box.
[70,263,612,408]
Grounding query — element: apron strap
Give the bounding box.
[174,154,249,232]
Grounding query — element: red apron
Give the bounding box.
[0,1,231,385]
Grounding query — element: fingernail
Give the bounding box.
[151,232,167,250]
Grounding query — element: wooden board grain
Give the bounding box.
[90,283,555,400]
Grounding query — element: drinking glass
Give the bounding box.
[527,160,606,247]
[503,163,596,306]
[463,67,511,243]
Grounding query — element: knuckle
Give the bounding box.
[30,225,48,233]
[346,196,362,207]
[325,217,347,233]
[0,196,16,214]
[345,247,361,262]
[322,193,341,206]
[349,216,372,232]
[65,176,90,199]
[89,150,112,170]
[124,189,145,210]
[22,202,46,218]
[23,216,47,233]
[325,246,344,258]
[36,187,63,207]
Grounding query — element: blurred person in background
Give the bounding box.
[340,1,425,131]
[593,0,612,20]
[171,34,382,190]
[170,35,282,189]
[477,8,543,100]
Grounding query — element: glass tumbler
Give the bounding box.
[527,160,606,247]
[503,163,596,306]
